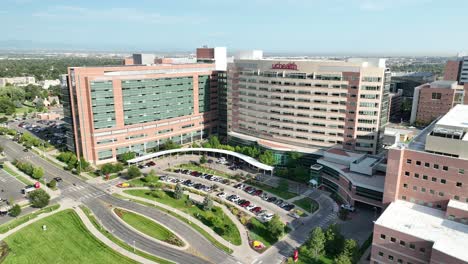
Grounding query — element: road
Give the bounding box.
[0,137,239,264]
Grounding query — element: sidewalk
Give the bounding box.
[74,205,158,264]
[116,187,259,262]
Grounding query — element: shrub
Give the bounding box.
[126,165,141,179]
[28,189,50,208]
[47,179,57,188]
[9,204,21,217]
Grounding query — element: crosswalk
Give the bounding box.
[64,184,106,201]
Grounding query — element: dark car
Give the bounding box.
[237,199,247,205]
[251,207,262,214]
[146,161,156,166]
[174,169,181,173]
[267,196,277,203]
[240,201,251,207]
[53,177,63,182]
[283,204,295,211]
[244,186,253,193]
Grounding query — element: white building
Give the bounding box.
[0,76,36,87]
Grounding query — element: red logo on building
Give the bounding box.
[271,62,298,70]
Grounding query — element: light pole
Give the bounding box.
[133,240,136,253]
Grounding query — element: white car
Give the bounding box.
[246,204,256,211]
[260,213,274,222]
[341,204,356,212]
[288,212,300,219]
[231,196,240,203]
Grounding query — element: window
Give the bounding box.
[388,255,394,261]
[410,244,415,249]
[405,171,410,176]
[443,166,448,171]
[439,192,444,197]
[414,173,420,178]
[432,92,442,100]
[416,161,421,166]
[413,186,418,191]
[423,175,428,180]
[380,234,386,239]
[397,259,403,264]
[454,195,460,200]
[441,179,446,184]
[390,237,396,243]
[378,252,384,257]
[400,240,406,246]
[432,177,437,182]
[456,182,462,187]
[407,159,412,164]
[402,195,407,200]
[403,183,408,188]
[430,189,435,195]
[459,168,465,174]
[421,187,426,192]
[434,164,439,169]
[420,248,426,253]
[425,162,430,167]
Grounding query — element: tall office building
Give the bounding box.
[371,105,468,264]
[227,55,390,155]
[65,63,221,165]
[444,55,468,84]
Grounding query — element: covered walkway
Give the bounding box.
[127,148,274,174]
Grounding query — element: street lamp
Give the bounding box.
[133,240,136,253]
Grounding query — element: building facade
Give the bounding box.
[371,105,468,264]
[227,58,390,155]
[65,63,221,164]
[410,80,465,125]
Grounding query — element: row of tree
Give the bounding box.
[13,160,44,180]
[56,151,91,173]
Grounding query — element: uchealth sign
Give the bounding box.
[35,182,41,189]
[271,62,298,70]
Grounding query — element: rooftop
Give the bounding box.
[426,80,459,89]
[435,104,468,130]
[448,199,468,212]
[376,200,468,262]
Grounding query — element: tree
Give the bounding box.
[174,183,184,200]
[343,239,359,263]
[47,179,57,188]
[117,151,136,163]
[9,204,21,217]
[191,142,200,148]
[200,155,207,164]
[325,224,345,257]
[202,195,213,211]
[50,99,58,106]
[0,97,16,115]
[308,227,326,259]
[31,167,44,179]
[267,215,285,240]
[334,252,352,264]
[208,136,221,148]
[126,165,141,179]
[162,139,180,150]
[28,189,50,208]
[338,207,349,221]
[259,150,275,165]
[287,151,303,168]
[143,170,159,183]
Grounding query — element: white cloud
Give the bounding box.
[32,5,204,24]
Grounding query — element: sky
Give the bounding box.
[1,0,468,55]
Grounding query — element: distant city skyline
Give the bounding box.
[1,0,468,55]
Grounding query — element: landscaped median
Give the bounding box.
[124,189,242,246]
[245,179,298,200]
[1,209,138,264]
[113,208,185,247]
[80,205,175,264]
[112,193,234,254]
[0,204,60,234]
[293,197,319,214]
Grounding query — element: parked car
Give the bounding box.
[260,213,274,222]
[234,183,244,189]
[283,204,295,211]
[274,199,284,205]
[53,177,63,182]
[253,190,263,196]
[260,193,269,200]
[246,204,255,211]
[244,186,253,193]
[341,204,356,212]
[145,161,156,167]
[237,199,247,205]
[251,207,262,214]
[240,201,251,208]
[288,212,300,219]
[267,196,277,203]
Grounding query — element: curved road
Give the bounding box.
[0,137,238,264]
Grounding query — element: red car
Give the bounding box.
[251,207,262,214]
[244,186,253,192]
[253,190,263,196]
[146,161,156,166]
[240,201,251,207]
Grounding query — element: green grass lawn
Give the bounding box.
[293,197,319,213]
[80,206,174,264]
[289,255,333,264]
[114,208,184,247]
[0,204,60,234]
[112,194,233,254]
[173,163,232,178]
[124,189,241,246]
[2,209,138,264]
[246,181,297,200]
[247,218,289,248]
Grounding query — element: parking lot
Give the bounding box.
[0,169,28,206]
[11,118,66,149]
[143,165,299,223]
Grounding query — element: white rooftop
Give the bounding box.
[448,199,468,212]
[436,104,468,130]
[376,200,468,262]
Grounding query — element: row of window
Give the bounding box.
[406,159,465,174]
[380,234,426,253]
[404,171,463,187]
[376,252,414,264]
